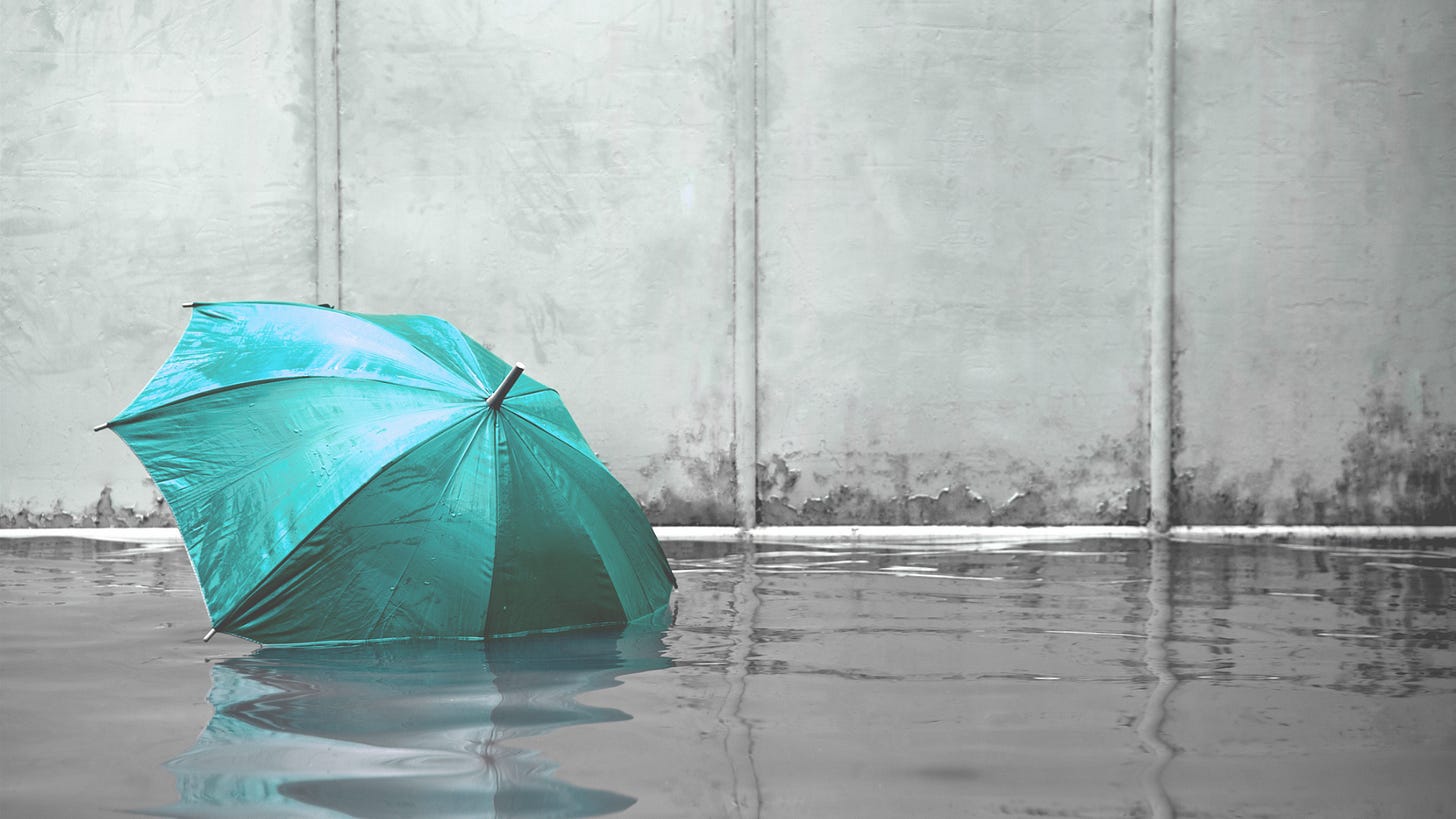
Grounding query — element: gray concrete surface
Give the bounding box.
[1174,1,1456,524]
[755,1,1153,524]
[1,1,318,522]
[2,1,1453,526]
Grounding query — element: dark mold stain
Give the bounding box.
[1174,389,1456,525]
[1172,464,1267,525]
[641,487,735,526]
[636,433,736,526]
[1334,389,1456,524]
[0,486,174,528]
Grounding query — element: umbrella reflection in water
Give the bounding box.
[143,621,671,818]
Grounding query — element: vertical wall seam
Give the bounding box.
[314,0,342,309]
[1149,0,1176,532]
[733,0,761,529]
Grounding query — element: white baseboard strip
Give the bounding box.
[3,525,1454,546]
[653,526,743,541]
[0,527,185,543]
[747,525,1145,547]
[1169,526,1456,543]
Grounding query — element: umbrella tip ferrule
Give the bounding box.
[486,363,526,410]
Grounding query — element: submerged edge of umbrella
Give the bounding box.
[97,301,676,645]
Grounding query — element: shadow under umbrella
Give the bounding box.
[141,619,671,818]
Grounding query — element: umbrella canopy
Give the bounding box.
[100,301,674,644]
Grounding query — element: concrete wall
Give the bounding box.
[1,0,318,524]
[1174,1,1456,524]
[756,1,1152,524]
[3,1,1453,526]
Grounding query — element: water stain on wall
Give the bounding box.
[1174,389,1456,525]
[635,432,736,526]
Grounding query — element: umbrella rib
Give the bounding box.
[499,417,670,608]
[485,410,502,638]
[439,322,502,396]
[509,420,675,591]
[342,409,496,640]
[499,404,599,464]
[212,304,487,398]
[504,385,552,400]
[434,412,491,511]
[172,401,481,579]
[360,411,492,640]
[378,323,491,396]
[501,421,599,541]
[112,375,479,427]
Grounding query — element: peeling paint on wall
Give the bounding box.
[636,436,737,526]
[755,431,1150,526]
[0,488,174,529]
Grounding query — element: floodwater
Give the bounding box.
[1,534,1454,818]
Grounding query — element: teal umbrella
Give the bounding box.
[97,301,674,645]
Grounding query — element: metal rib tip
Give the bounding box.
[182,302,198,308]
[92,422,110,432]
[203,628,216,642]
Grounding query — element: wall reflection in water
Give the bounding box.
[144,623,671,818]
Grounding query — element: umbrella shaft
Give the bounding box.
[486,363,526,410]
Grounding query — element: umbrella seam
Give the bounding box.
[502,413,676,592]
[499,403,601,465]
[498,417,641,621]
[483,411,503,637]
[164,401,481,616]
[486,410,503,635]
[435,413,492,512]
[440,321,496,396]
[503,385,553,400]
[438,319,555,402]
[361,412,493,640]
[214,407,488,635]
[361,315,492,397]
[167,407,461,614]
[238,302,489,398]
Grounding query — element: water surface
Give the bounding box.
[1,534,1453,817]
